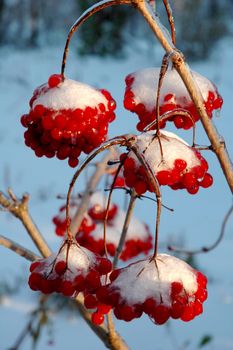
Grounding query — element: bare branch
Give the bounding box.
[0,191,51,257]
[113,190,137,267]
[0,235,40,261]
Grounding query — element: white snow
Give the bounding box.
[33,78,108,110]
[130,67,218,112]
[111,254,198,306]
[129,130,200,172]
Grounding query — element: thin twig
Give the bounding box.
[168,203,233,254]
[163,0,176,45]
[113,190,137,268]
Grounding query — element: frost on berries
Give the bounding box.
[96,254,208,324]
[124,68,223,131]
[21,75,116,167]
[28,240,112,296]
[122,130,213,195]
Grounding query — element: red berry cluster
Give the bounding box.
[77,231,152,261]
[95,255,208,324]
[124,69,223,131]
[21,74,116,167]
[121,131,213,195]
[28,241,112,297]
[88,202,118,221]
[53,193,152,261]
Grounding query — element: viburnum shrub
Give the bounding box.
[1,1,233,350]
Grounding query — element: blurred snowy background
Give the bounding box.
[0,1,233,349]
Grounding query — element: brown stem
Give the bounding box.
[134,0,233,194]
[104,162,124,257]
[155,53,170,136]
[0,191,51,258]
[0,235,40,261]
[168,203,233,255]
[61,0,131,77]
[113,190,137,268]
[163,0,176,45]
[70,151,115,237]
[129,144,162,258]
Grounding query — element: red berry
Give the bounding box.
[29,261,40,272]
[181,304,195,322]
[171,282,183,296]
[156,170,172,185]
[97,304,112,314]
[73,274,86,292]
[86,270,101,291]
[170,301,185,319]
[199,173,213,188]
[143,298,157,315]
[174,159,187,172]
[153,305,170,325]
[91,312,104,325]
[48,74,62,88]
[183,173,198,189]
[109,269,120,282]
[97,258,112,275]
[54,261,67,275]
[134,180,147,195]
[84,294,98,309]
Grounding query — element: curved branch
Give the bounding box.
[168,203,233,255]
[61,0,131,77]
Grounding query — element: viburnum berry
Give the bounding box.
[95,254,208,324]
[21,75,116,167]
[121,130,213,195]
[28,239,112,296]
[124,68,223,131]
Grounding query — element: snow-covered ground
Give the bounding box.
[0,34,233,350]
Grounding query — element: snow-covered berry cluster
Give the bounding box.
[21,74,116,167]
[53,192,152,261]
[124,68,223,131]
[28,240,112,297]
[96,254,208,324]
[77,206,152,261]
[122,130,213,195]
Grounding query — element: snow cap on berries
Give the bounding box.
[124,67,223,130]
[123,130,213,195]
[77,207,152,260]
[21,75,116,167]
[96,254,208,324]
[28,240,112,296]
[33,78,109,110]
